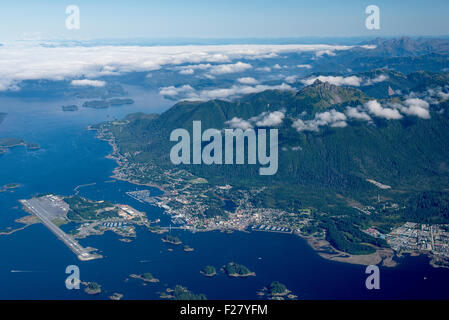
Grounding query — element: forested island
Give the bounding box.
[83,282,101,295]
[83,98,134,109]
[222,262,255,277]
[0,138,40,153]
[130,272,159,283]
[200,265,216,277]
[257,281,297,300]
[161,285,207,300]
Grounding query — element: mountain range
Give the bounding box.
[103,68,449,225]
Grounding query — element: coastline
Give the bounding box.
[0,211,41,236]
[301,234,397,267]
[92,124,444,270]
[92,126,170,196]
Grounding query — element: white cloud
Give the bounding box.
[301,75,363,87]
[364,74,389,86]
[297,64,312,69]
[273,64,282,69]
[360,45,377,50]
[400,98,430,119]
[315,49,337,57]
[365,100,403,120]
[256,67,271,72]
[437,90,449,100]
[225,109,286,130]
[316,110,347,127]
[71,79,105,87]
[300,73,388,88]
[159,84,195,97]
[237,77,258,85]
[292,109,347,132]
[179,68,194,75]
[345,106,372,121]
[199,83,293,100]
[250,110,285,127]
[177,62,253,76]
[293,97,432,134]
[427,87,449,100]
[225,117,253,130]
[284,75,298,84]
[209,61,252,75]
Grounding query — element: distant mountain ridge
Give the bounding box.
[357,69,449,99]
[363,37,449,56]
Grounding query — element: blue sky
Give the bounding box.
[0,0,448,40]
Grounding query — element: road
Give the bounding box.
[22,199,99,261]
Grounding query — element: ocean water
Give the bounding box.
[1,92,449,300]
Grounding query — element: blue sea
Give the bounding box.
[1,91,449,300]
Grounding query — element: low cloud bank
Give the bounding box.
[0,42,370,91]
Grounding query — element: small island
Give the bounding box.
[83,100,110,109]
[108,98,134,106]
[222,262,256,277]
[62,105,79,112]
[109,293,124,300]
[0,138,40,152]
[83,281,101,295]
[258,281,297,300]
[200,265,216,277]
[83,98,134,109]
[160,285,207,300]
[162,234,182,245]
[130,272,160,283]
[1,183,20,192]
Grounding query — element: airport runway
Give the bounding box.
[23,198,97,261]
